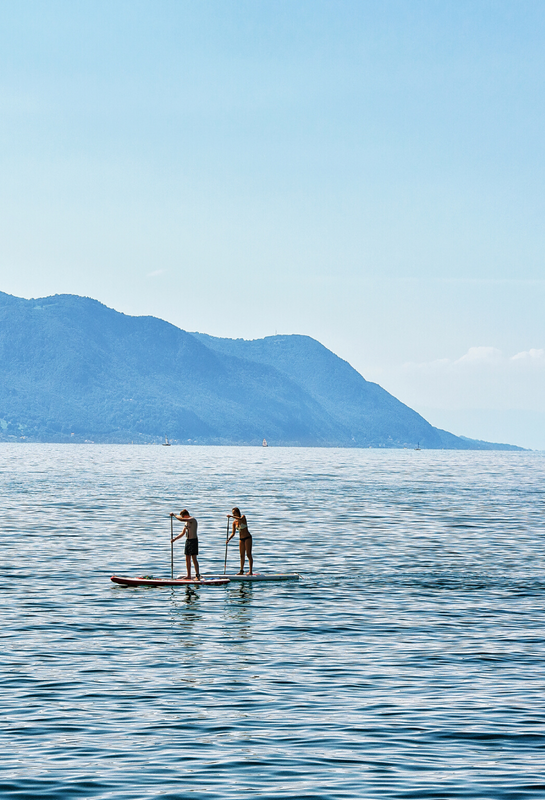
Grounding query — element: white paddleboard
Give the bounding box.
[207,572,300,582]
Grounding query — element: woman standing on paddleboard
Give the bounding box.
[228,507,253,575]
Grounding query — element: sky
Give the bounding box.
[0,0,544,448]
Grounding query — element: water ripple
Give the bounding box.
[1,445,545,798]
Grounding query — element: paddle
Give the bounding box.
[170,514,174,579]
[223,515,231,575]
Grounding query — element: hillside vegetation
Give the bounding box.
[0,292,521,449]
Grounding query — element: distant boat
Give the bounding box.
[414,442,421,450]
[262,439,268,447]
[163,436,171,446]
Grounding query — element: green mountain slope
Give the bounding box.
[0,292,522,449]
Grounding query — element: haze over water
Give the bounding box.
[2,444,545,798]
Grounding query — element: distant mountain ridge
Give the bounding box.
[0,292,522,449]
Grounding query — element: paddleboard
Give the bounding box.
[206,573,300,582]
[111,575,229,587]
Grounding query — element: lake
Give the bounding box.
[1,445,544,798]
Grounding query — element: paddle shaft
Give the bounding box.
[170,515,174,579]
[223,516,230,575]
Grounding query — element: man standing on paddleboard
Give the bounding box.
[170,509,200,580]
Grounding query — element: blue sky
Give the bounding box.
[1,1,544,448]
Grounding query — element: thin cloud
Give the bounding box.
[377,346,545,415]
[402,347,545,373]
[511,349,545,362]
[146,269,165,278]
[455,347,503,366]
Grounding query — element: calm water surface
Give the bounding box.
[1,445,545,798]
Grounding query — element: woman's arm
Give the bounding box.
[227,514,239,541]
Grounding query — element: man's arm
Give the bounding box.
[172,527,188,543]
[170,512,188,542]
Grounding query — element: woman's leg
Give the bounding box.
[238,539,245,574]
[245,538,253,574]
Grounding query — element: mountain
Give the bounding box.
[0,292,522,449]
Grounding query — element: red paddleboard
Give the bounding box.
[111,575,229,587]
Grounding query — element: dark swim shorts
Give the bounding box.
[185,538,198,556]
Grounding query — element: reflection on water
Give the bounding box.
[224,583,255,646]
[1,445,545,798]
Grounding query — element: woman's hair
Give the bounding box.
[232,507,241,517]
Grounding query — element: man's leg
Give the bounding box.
[185,553,192,579]
[192,555,200,579]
